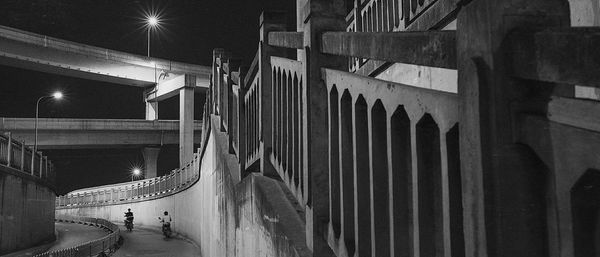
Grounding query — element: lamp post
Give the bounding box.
[32,92,62,172]
[147,16,158,57]
[132,168,141,182]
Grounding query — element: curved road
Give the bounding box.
[43,222,109,252]
[114,224,200,257]
[39,222,199,257]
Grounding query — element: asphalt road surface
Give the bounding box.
[45,222,109,252]
[113,224,200,257]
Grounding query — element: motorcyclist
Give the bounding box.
[124,208,134,231]
[158,211,172,237]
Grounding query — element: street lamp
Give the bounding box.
[147,16,159,57]
[32,91,61,173]
[34,91,62,155]
[132,167,141,182]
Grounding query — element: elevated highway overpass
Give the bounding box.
[0,25,210,166]
[1,117,203,177]
[0,25,210,87]
[0,117,203,149]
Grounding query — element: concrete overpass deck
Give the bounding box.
[0,25,210,87]
[0,117,203,149]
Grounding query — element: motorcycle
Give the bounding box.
[162,222,172,238]
[124,219,133,232]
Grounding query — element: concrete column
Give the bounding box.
[20,141,25,171]
[300,0,348,254]
[456,1,569,257]
[179,75,195,167]
[143,147,161,178]
[146,101,158,120]
[259,11,287,177]
[212,49,225,115]
[237,67,248,176]
[43,156,48,178]
[6,132,12,167]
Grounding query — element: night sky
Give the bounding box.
[0,0,295,194]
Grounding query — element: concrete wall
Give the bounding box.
[56,117,304,257]
[0,166,55,255]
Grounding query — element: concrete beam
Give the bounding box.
[268,32,304,49]
[7,131,202,149]
[509,28,600,88]
[145,75,210,102]
[0,25,210,86]
[0,118,202,131]
[0,118,203,149]
[546,96,600,133]
[320,31,457,69]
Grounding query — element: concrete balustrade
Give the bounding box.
[0,132,55,182]
[56,160,201,208]
[0,138,56,255]
[320,68,459,256]
[270,56,305,206]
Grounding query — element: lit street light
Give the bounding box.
[33,91,62,170]
[132,167,142,182]
[147,16,159,57]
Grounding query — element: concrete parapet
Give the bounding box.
[0,165,56,255]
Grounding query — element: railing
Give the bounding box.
[270,56,305,205]
[347,0,459,72]
[322,67,459,257]
[244,70,260,169]
[232,84,240,155]
[35,215,120,257]
[56,154,200,207]
[0,132,55,183]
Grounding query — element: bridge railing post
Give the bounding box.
[20,141,25,172]
[212,49,225,115]
[298,0,348,253]
[43,156,48,178]
[6,132,12,168]
[236,66,248,175]
[456,0,570,256]
[257,11,288,178]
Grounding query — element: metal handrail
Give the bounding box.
[34,215,120,257]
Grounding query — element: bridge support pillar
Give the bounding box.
[146,101,158,120]
[143,147,161,178]
[179,76,195,167]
